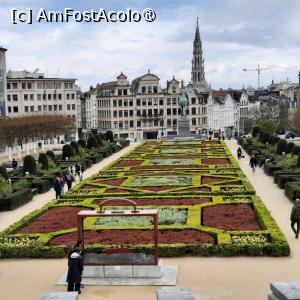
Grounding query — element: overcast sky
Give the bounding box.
[0,0,299,91]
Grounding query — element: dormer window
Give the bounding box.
[118,89,122,96]
[153,86,158,93]
[141,87,146,93]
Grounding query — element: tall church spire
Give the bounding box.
[191,18,207,89]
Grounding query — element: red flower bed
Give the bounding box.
[49,229,215,247]
[96,197,211,206]
[114,160,144,167]
[201,177,230,184]
[124,171,184,176]
[202,158,231,165]
[82,184,98,190]
[19,207,90,234]
[95,178,126,186]
[204,141,220,144]
[202,204,262,231]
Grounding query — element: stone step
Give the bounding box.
[270,281,300,300]
[41,292,78,300]
[156,288,195,300]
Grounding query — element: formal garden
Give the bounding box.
[0,139,290,258]
[0,132,129,211]
[238,126,300,201]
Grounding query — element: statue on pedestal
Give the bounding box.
[179,85,189,117]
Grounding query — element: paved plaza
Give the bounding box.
[0,140,299,300]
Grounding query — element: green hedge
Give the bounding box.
[0,188,33,211]
[285,182,300,201]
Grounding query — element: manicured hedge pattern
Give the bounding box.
[0,140,289,258]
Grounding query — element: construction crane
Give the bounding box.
[242,63,269,88]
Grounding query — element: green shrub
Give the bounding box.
[87,136,98,149]
[286,142,295,154]
[46,150,56,162]
[62,144,74,160]
[23,155,37,175]
[95,134,103,146]
[0,188,33,211]
[70,141,79,154]
[276,139,287,155]
[38,153,49,170]
[252,126,259,137]
[293,146,300,156]
[12,179,30,191]
[30,179,51,193]
[0,166,8,179]
[77,139,86,148]
[298,154,300,168]
[269,135,280,145]
[105,130,114,142]
[285,182,300,201]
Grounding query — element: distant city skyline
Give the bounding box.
[0,0,299,90]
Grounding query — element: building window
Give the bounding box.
[54,105,57,111]
[59,105,62,111]
[43,94,46,100]
[25,106,29,112]
[137,120,141,127]
[191,98,196,105]
[24,94,28,101]
[113,100,117,107]
[38,105,42,112]
[66,94,70,100]
[48,94,52,100]
[129,99,133,106]
[12,94,18,101]
[53,93,57,100]
[114,121,118,128]
[159,99,163,105]
[129,110,133,117]
[192,107,196,115]
[167,109,171,115]
[167,98,171,105]
[148,99,152,105]
[118,89,122,96]
[147,86,152,94]
[172,108,177,115]
[12,83,18,89]
[7,83,11,89]
[124,110,128,117]
[48,105,52,111]
[8,106,11,113]
[118,111,123,117]
[172,98,177,105]
[130,120,134,128]
[13,106,18,113]
[142,99,147,106]
[136,99,141,106]
[71,93,75,100]
[58,94,62,100]
[27,83,32,89]
[192,118,196,126]
[119,121,123,128]
[153,86,158,94]
[22,83,26,89]
[37,94,41,101]
[72,104,76,110]
[64,83,68,89]
[118,100,122,107]
[113,111,117,118]
[141,87,146,93]
[43,105,47,111]
[30,106,34,112]
[7,95,11,101]
[30,94,34,100]
[123,89,128,96]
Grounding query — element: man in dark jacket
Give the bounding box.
[67,247,84,293]
[291,198,300,238]
[53,174,62,199]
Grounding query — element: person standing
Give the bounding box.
[290,198,300,238]
[12,158,18,170]
[59,174,65,194]
[53,174,62,199]
[65,172,74,191]
[237,147,242,160]
[67,247,84,294]
[249,154,257,174]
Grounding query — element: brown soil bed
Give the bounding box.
[19,207,91,234]
[82,184,98,190]
[49,229,215,247]
[96,197,211,206]
[202,158,231,165]
[114,160,144,167]
[201,177,230,184]
[204,141,220,144]
[202,204,262,231]
[131,165,208,170]
[95,178,126,186]
[105,188,129,193]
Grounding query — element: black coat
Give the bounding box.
[291,204,300,221]
[66,253,84,283]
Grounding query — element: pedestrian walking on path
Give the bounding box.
[237,147,242,160]
[249,154,257,174]
[65,172,75,191]
[53,174,62,199]
[12,158,18,170]
[67,247,84,294]
[290,198,300,238]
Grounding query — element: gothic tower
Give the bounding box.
[191,18,207,89]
